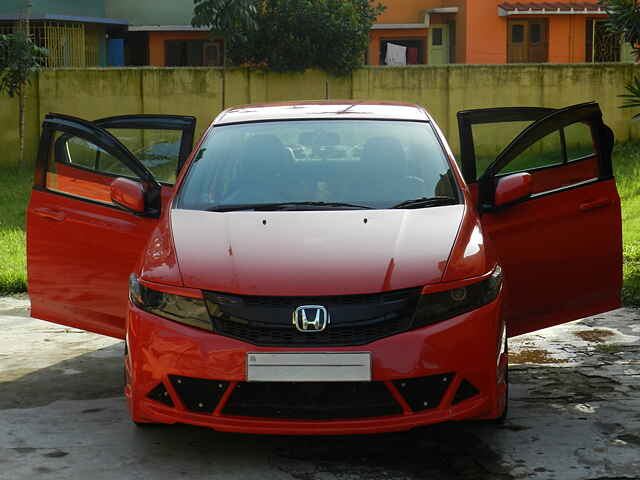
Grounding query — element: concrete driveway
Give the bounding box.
[1,295,639,480]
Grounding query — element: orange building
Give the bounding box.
[369,0,634,65]
[122,27,223,67]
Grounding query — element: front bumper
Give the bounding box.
[125,298,504,435]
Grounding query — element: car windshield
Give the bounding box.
[176,119,458,211]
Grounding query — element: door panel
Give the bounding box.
[459,103,621,336]
[527,157,599,195]
[528,20,548,63]
[482,179,621,337]
[508,21,528,63]
[27,114,181,338]
[428,25,449,65]
[27,189,161,338]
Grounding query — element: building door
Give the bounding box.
[428,24,449,64]
[508,20,548,63]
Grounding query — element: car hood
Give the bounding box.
[170,205,466,296]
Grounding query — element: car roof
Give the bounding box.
[213,100,431,125]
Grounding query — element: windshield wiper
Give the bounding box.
[207,201,374,212]
[391,196,459,209]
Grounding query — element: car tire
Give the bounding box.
[492,338,509,424]
[133,421,159,428]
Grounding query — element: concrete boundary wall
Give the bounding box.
[1,64,639,167]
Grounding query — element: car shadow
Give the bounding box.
[0,342,125,410]
[1,342,515,478]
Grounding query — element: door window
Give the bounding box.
[48,132,140,205]
[564,122,596,161]
[498,130,564,175]
[471,120,535,177]
[493,120,601,197]
[530,23,542,44]
[432,28,443,46]
[511,24,524,44]
[105,128,182,184]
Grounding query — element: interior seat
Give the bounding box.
[223,134,296,203]
[345,136,421,203]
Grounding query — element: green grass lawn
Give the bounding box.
[614,143,640,306]
[0,168,33,294]
[1,145,639,305]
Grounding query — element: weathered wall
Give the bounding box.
[1,64,639,167]
[0,78,39,168]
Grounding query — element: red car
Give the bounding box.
[27,101,622,434]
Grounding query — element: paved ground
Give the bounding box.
[0,295,639,480]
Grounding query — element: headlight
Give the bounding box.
[128,274,212,331]
[412,266,503,328]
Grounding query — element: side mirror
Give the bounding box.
[110,177,146,214]
[494,172,533,207]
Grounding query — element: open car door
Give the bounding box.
[27,113,196,338]
[458,103,622,337]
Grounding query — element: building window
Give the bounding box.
[507,19,548,63]
[165,39,223,66]
[379,38,425,65]
[0,20,97,67]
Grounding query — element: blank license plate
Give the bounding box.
[247,352,372,382]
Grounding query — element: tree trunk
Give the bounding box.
[18,83,25,168]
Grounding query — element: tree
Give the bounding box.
[0,31,47,167]
[600,0,640,118]
[192,0,385,76]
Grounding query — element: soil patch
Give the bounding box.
[573,329,615,343]
[510,348,568,364]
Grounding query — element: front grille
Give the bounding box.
[203,288,422,347]
[222,381,402,420]
[393,373,453,412]
[146,382,174,407]
[218,315,408,346]
[153,373,458,420]
[452,379,480,405]
[169,375,229,414]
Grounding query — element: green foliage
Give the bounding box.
[600,1,640,117]
[619,75,640,119]
[612,141,640,306]
[0,32,47,98]
[600,0,640,50]
[192,0,385,76]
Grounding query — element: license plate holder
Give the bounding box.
[246,352,372,382]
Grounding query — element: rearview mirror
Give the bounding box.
[494,172,533,207]
[110,177,145,214]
